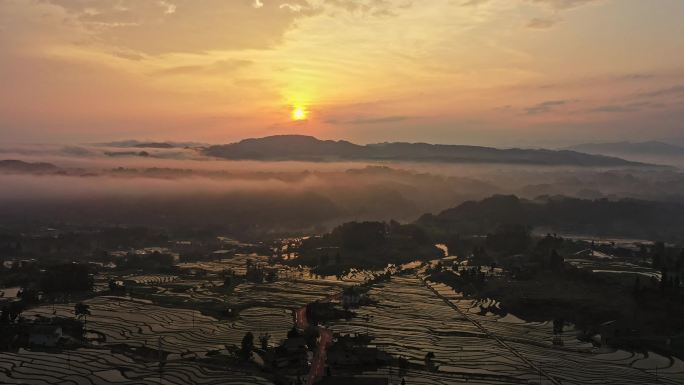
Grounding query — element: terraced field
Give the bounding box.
[0,348,271,385]
[0,262,354,384]
[3,255,683,384]
[327,275,684,384]
[26,297,292,355]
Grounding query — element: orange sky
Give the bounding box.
[1,0,683,146]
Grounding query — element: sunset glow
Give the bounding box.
[2,3,684,383]
[0,0,682,146]
[292,106,307,121]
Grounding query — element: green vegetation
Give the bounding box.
[295,221,442,274]
[419,194,684,242]
[429,230,684,357]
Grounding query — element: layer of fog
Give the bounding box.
[2,143,684,236]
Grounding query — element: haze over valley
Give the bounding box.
[2,1,684,384]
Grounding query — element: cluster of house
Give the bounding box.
[245,259,279,283]
[341,285,373,309]
[326,333,390,368]
[272,329,313,370]
[269,329,390,380]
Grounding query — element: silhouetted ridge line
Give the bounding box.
[204,135,654,167]
[417,194,684,241]
[568,141,684,156]
[0,159,60,174]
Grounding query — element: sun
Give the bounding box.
[291,106,307,121]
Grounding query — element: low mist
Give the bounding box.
[1,143,684,237]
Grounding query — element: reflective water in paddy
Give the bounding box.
[328,276,684,384]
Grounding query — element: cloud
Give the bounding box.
[460,0,491,6]
[155,59,253,76]
[159,1,177,14]
[525,100,571,114]
[327,115,413,125]
[321,0,411,17]
[462,0,599,10]
[463,1,598,30]
[526,17,557,29]
[588,102,650,114]
[637,85,684,99]
[279,3,305,12]
[528,0,600,10]
[41,0,318,54]
[111,50,146,61]
[618,73,655,81]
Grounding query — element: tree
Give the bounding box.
[8,302,23,323]
[676,249,684,273]
[652,242,666,269]
[259,333,270,350]
[660,270,668,294]
[336,222,387,250]
[486,224,531,256]
[553,318,564,335]
[287,326,300,338]
[41,264,94,293]
[241,332,254,359]
[424,352,436,371]
[75,302,91,333]
[434,261,443,272]
[637,244,648,263]
[0,306,8,323]
[633,275,641,296]
[548,250,564,271]
[304,326,320,351]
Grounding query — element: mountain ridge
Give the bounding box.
[416,194,684,242]
[204,135,655,167]
[567,141,684,156]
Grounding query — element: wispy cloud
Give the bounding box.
[529,0,601,10]
[588,101,658,114]
[637,85,684,99]
[155,60,253,76]
[526,17,557,29]
[525,100,571,115]
[327,115,414,125]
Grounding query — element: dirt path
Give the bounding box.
[296,291,340,385]
[306,327,333,385]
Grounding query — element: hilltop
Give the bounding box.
[204,135,652,167]
[568,141,684,157]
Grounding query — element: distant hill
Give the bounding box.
[0,160,60,174]
[204,135,651,167]
[417,195,684,241]
[132,142,174,149]
[568,141,684,156]
[96,140,202,149]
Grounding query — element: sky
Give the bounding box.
[1,0,683,147]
